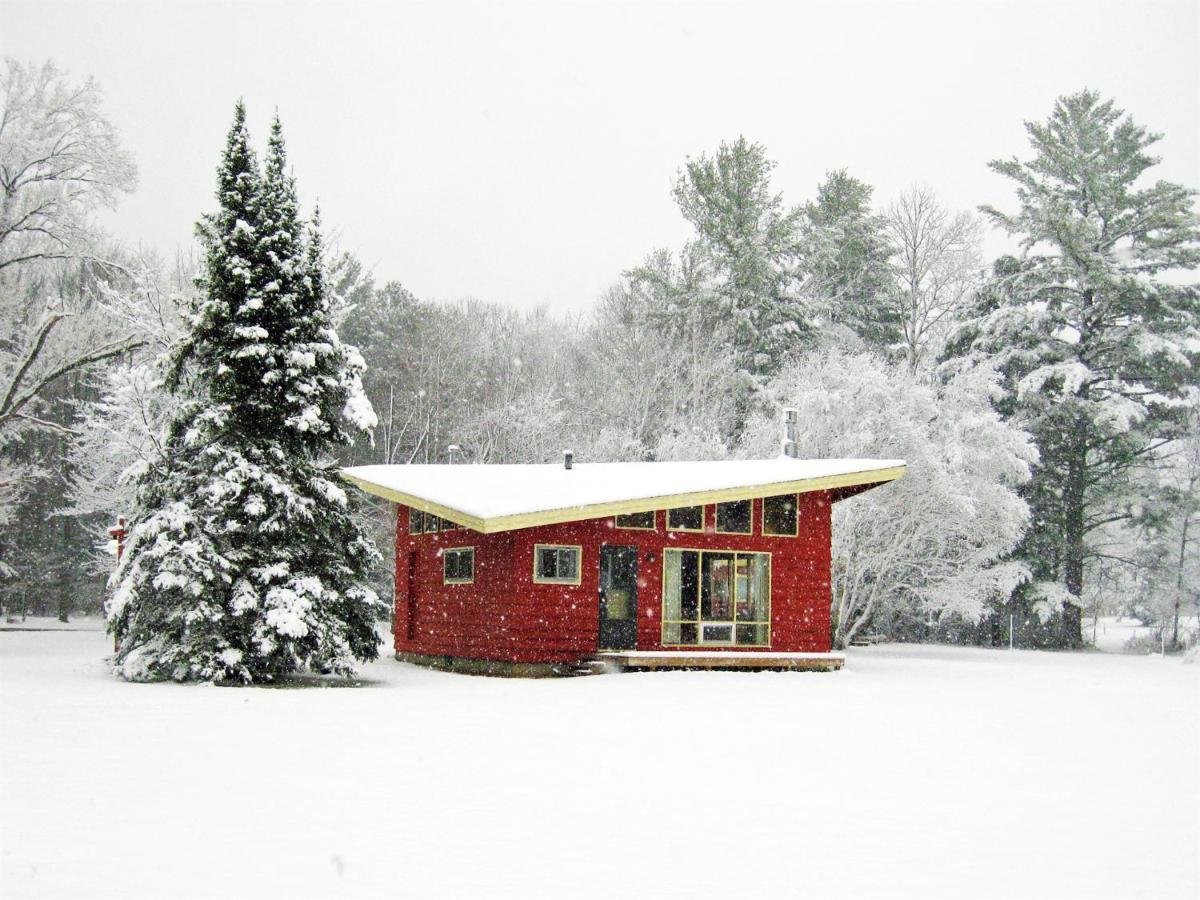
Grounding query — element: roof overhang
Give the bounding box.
[340,460,905,534]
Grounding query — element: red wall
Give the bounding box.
[393,493,832,664]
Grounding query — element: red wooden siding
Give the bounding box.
[393,494,833,664]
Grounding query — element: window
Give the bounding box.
[715,499,752,534]
[417,515,459,534]
[615,511,655,530]
[534,545,581,584]
[662,549,770,646]
[667,505,704,532]
[762,494,798,536]
[443,547,474,584]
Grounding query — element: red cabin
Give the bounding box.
[342,456,904,675]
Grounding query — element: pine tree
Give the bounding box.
[799,170,898,348]
[953,91,1200,646]
[670,137,808,377]
[107,104,382,682]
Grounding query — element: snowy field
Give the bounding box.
[1,626,1197,900]
[1088,615,1200,653]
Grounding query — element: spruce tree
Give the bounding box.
[953,91,1200,645]
[108,103,382,682]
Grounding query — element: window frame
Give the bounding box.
[761,493,799,537]
[660,547,772,648]
[714,499,754,535]
[442,546,475,585]
[666,505,706,533]
[614,510,657,531]
[532,544,583,586]
[408,508,426,535]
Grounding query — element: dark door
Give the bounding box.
[405,550,417,640]
[599,545,638,651]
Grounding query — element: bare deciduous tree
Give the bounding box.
[885,185,982,372]
[0,58,140,437]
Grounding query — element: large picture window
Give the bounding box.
[443,547,474,584]
[662,549,770,646]
[534,545,581,585]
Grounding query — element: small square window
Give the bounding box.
[615,511,655,530]
[443,547,474,584]
[763,494,798,536]
[715,500,752,534]
[409,509,425,534]
[735,624,769,645]
[702,624,734,643]
[667,506,704,532]
[534,545,581,584]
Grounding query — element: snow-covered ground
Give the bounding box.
[1087,615,1200,653]
[1,628,1196,900]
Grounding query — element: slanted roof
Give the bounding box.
[341,457,905,534]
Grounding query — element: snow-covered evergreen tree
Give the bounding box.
[108,104,381,682]
[799,169,897,349]
[670,137,808,377]
[949,91,1200,645]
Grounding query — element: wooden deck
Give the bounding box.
[592,650,845,672]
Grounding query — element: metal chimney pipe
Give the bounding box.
[782,408,799,458]
[564,450,574,470]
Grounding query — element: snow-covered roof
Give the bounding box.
[341,456,905,534]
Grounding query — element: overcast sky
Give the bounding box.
[4,0,1198,312]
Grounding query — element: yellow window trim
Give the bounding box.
[659,547,773,649]
[342,465,904,535]
[614,511,657,531]
[532,543,583,586]
[666,505,706,533]
[761,494,799,537]
[714,499,753,535]
[442,546,475,585]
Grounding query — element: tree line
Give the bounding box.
[1,57,1197,651]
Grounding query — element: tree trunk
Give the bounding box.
[1060,423,1087,648]
[1174,513,1190,651]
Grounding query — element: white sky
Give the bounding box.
[4,0,1198,312]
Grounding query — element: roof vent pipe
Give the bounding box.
[782,408,799,458]
[563,450,574,470]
